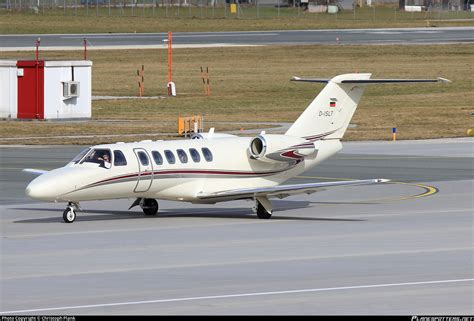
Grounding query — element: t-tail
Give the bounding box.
[286,73,450,141]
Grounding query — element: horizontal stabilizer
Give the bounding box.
[291,77,329,83]
[23,168,48,176]
[291,76,451,85]
[340,77,451,84]
[198,178,390,201]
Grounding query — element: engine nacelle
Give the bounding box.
[248,134,316,163]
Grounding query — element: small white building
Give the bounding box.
[0,60,18,119]
[0,60,92,120]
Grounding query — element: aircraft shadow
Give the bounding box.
[11,200,365,223]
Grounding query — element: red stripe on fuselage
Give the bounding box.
[85,167,293,189]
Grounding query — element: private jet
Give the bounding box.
[24,73,449,222]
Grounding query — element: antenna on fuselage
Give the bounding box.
[208,127,215,138]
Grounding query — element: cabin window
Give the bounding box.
[80,148,112,169]
[202,148,213,162]
[189,148,201,163]
[137,151,149,166]
[71,148,91,164]
[113,150,127,166]
[152,151,163,165]
[177,149,188,164]
[164,150,176,164]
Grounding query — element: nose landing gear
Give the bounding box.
[63,202,80,223]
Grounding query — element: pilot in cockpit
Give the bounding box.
[81,149,111,169]
[99,153,111,169]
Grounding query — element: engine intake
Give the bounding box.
[248,134,316,163]
[250,136,267,159]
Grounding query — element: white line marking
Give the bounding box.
[2,26,473,37]
[61,33,279,39]
[365,31,442,34]
[1,278,472,314]
[0,44,264,51]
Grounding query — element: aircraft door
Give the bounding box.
[133,148,153,193]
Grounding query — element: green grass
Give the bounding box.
[0,43,473,144]
[1,6,473,34]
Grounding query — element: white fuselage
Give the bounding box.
[26,137,342,204]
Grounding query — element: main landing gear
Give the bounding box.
[254,196,273,219]
[129,198,159,216]
[63,202,80,223]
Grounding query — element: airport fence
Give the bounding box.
[0,0,473,20]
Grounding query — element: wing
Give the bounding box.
[23,168,49,175]
[197,178,389,202]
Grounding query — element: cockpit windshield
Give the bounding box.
[71,148,91,164]
[80,148,112,169]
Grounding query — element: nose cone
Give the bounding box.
[26,176,56,201]
[25,167,80,202]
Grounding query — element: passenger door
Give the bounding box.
[133,148,153,193]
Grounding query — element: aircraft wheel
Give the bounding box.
[63,207,76,223]
[256,203,272,219]
[142,198,159,216]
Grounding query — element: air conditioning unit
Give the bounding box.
[63,81,80,99]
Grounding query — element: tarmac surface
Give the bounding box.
[1,27,474,50]
[0,138,473,314]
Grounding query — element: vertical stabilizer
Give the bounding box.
[286,73,447,141]
[286,73,371,140]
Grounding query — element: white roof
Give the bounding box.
[0,60,18,67]
[44,60,92,67]
[0,59,93,67]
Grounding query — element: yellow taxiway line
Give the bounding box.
[295,176,439,203]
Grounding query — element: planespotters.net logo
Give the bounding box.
[412,317,474,321]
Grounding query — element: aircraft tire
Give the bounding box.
[256,203,272,219]
[63,207,76,223]
[143,199,159,216]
